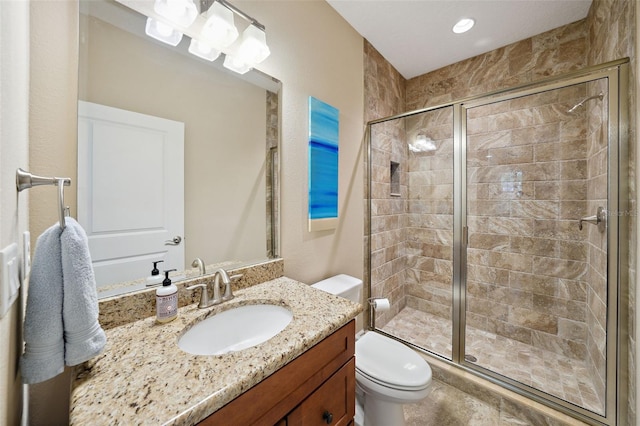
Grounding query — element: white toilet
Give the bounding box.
[312,274,432,426]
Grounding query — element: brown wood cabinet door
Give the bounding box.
[200,321,355,426]
[286,358,355,426]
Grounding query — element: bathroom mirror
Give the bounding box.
[78,0,280,298]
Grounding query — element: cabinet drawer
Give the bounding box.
[200,320,355,425]
[287,358,355,426]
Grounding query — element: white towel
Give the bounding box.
[21,223,65,384]
[21,218,106,384]
[61,218,106,366]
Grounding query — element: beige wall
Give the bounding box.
[0,1,30,424]
[28,1,80,424]
[25,0,364,423]
[31,0,365,286]
[29,1,79,243]
[236,0,365,284]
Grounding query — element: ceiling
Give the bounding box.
[326,0,593,79]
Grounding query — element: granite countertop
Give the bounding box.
[70,277,363,425]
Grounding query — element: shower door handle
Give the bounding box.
[579,207,606,232]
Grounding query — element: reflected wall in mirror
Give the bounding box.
[78,0,280,298]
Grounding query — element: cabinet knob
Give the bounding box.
[322,411,333,424]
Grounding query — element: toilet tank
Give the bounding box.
[311,274,362,304]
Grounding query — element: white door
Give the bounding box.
[78,101,184,288]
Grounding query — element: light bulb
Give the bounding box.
[235,25,270,67]
[154,0,198,27]
[145,17,183,46]
[156,20,174,37]
[201,2,239,50]
[223,54,252,74]
[189,39,221,62]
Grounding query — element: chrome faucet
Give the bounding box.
[213,268,233,302]
[191,258,206,276]
[186,268,242,309]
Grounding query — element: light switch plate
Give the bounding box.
[23,231,31,278]
[0,243,20,318]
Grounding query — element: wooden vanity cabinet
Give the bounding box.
[199,320,356,426]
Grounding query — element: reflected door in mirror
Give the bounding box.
[78,101,185,287]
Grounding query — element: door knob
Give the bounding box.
[322,411,333,424]
[164,236,182,245]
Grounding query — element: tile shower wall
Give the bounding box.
[365,0,636,420]
[404,109,454,330]
[266,90,279,258]
[367,20,592,330]
[364,41,407,327]
[402,22,590,352]
[465,86,591,360]
[406,20,588,111]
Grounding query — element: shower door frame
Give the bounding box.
[365,58,629,426]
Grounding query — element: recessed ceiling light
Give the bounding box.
[453,18,475,34]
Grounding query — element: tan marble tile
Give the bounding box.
[383,308,602,417]
[405,380,502,426]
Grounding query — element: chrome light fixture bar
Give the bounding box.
[137,0,270,74]
[204,0,264,31]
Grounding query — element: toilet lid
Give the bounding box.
[355,332,431,391]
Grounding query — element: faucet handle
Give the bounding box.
[186,283,209,309]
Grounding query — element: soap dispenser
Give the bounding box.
[145,260,164,287]
[156,269,178,323]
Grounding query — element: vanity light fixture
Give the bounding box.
[154,0,198,27]
[142,0,270,73]
[452,18,475,34]
[145,17,183,46]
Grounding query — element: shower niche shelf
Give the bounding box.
[390,161,400,197]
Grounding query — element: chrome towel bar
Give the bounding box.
[16,168,71,230]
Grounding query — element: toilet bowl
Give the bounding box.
[311,275,432,426]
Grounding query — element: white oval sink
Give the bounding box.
[178,304,293,355]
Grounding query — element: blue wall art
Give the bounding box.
[308,96,339,232]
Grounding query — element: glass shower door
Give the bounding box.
[371,106,455,361]
[463,79,609,415]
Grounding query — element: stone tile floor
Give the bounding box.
[404,380,523,425]
[403,379,587,425]
[382,307,604,417]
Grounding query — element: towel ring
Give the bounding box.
[16,168,71,230]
